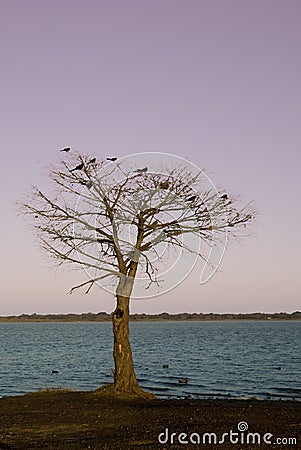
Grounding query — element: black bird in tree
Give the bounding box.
[70,162,84,172]
[187,195,196,202]
[60,147,71,152]
[107,157,118,162]
[220,194,228,200]
[159,180,169,189]
[88,157,96,165]
[134,167,148,173]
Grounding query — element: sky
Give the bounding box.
[0,0,300,315]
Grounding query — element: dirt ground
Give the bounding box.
[0,388,300,449]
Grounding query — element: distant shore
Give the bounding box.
[0,311,300,322]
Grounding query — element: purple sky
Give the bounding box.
[1,0,300,315]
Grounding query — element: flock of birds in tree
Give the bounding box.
[59,147,228,200]
[60,147,148,175]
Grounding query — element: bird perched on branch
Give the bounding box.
[220,194,228,200]
[134,167,148,173]
[187,195,196,202]
[107,157,118,162]
[70,162,84,172]
[60,147,71,152]
[142,207,160,216]
[87,157,96,165]
[159,180,169,189]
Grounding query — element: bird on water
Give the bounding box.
[178,377,188,384]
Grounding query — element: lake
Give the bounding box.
[0,321,300,400]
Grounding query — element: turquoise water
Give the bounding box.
[0,321,300,399]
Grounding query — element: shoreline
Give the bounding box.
[0,311,300,322]
[0,390,300,449]
[1,389,300,402]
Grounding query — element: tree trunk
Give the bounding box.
[112,294,138,392]
[112,292,152,398]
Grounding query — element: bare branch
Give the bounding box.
[20,153,256,295]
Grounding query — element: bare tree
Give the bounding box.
[20,153,256,398]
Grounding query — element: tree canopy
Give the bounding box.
[22,152,255,298]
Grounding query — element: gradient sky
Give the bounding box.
[1,0,300,315]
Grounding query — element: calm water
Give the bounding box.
[0,321,300,400]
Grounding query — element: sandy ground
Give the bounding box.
[0,389,300,449]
